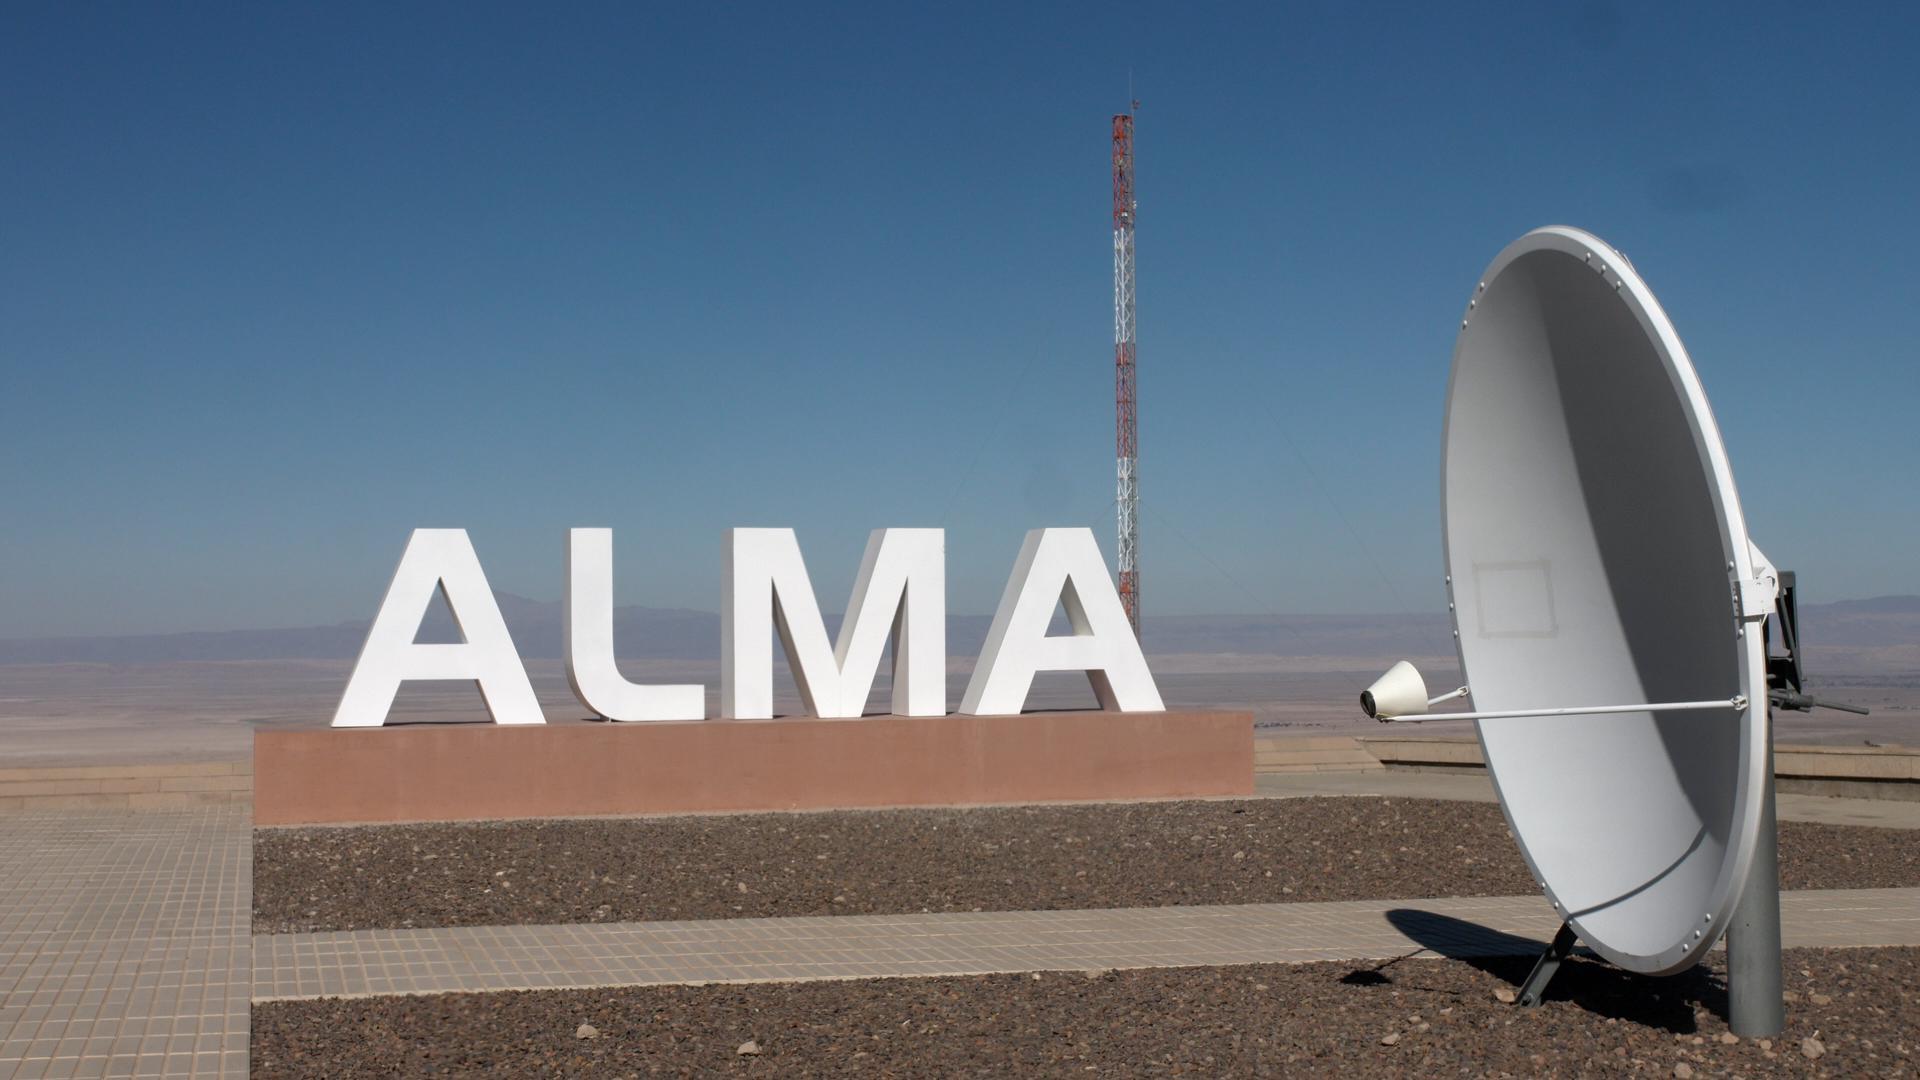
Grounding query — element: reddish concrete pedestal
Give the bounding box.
[253,710,1253,826]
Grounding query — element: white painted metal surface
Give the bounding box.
[1360,659,1431,719]
[1444,225,1772,975]
[332,528,544,727]
[959,528,1164,715]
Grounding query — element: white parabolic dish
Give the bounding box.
[1443,226,1771,975]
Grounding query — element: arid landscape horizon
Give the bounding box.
[3,595,1915,765]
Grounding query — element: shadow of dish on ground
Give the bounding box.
[1331,908,1731,1034]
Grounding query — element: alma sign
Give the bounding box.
[333,526,1166,727]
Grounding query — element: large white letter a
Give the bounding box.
[959,528,1164,716]
[332,529,544,727]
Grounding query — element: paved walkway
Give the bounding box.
[5,793,1919,1078]
[251,887,1920,1003]
[0,807,248,1080]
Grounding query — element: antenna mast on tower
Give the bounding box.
[1112,105,1140,633]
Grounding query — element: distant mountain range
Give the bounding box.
[4,594,1917,666]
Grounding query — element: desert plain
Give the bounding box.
[0,652,1910,767]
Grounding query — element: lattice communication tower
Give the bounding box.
[1112,108,1140,632]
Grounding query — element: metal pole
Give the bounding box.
[1727,708,1784,1037]
[1379,696,1746,723]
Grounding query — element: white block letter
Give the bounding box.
[722,528,945,719]
[565,528,706,722]
[332,529,544,727]
[959,528,1164,715]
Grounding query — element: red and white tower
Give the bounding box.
[1112,109,1140,632]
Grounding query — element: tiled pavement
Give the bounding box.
[0,807,248,1080]
[251,887,1920,1003]
[5,805,1920,1080]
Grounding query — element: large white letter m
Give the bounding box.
[721,528,945,719]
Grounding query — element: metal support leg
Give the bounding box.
[1728,712,1785,1037]
[1516,922,1577,1007]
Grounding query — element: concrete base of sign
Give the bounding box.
[253,710,1253,826]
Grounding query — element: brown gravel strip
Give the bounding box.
[252,798,1920,934]
[252,946,1916,1077]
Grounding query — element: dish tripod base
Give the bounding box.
[1516,922,1578,1006]
[1509,748,1784,1037]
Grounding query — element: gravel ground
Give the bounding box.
[252,946,1917,1077]
[254,798,1920,934]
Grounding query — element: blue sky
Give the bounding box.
[3,2,1916,637]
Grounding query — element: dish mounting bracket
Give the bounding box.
[1514,921,1579,1007]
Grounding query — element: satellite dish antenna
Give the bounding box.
[1443,223,1770,984]
[1360,226,1861,1036]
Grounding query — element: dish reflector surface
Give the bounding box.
[1444,226,1770,975]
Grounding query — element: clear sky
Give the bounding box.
[3,2,1916,637]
